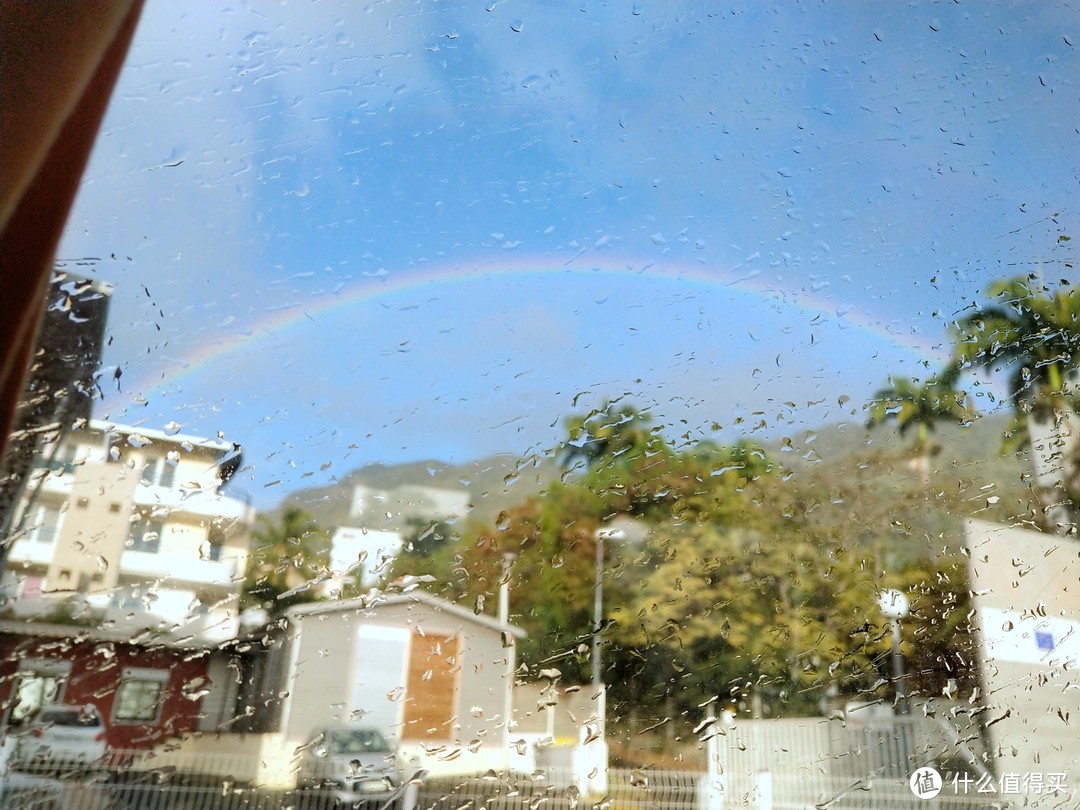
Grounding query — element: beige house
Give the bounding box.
[236,590,525,777]
[2,419,254,645]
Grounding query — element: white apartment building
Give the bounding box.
[349,483,470,528]
[317,483,470,594]
[2,419,255,645]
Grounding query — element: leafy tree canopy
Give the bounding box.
[558,399,666,473]
[951,275,1079,526]
[953,275,1078,417]
[242,507,330,612]
[866,373,974,456]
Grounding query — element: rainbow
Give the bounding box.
[120,255,950,403]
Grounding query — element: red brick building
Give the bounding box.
[0,622,217,750]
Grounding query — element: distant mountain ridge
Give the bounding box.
[263,411,1031,534]
[269,453,562,531]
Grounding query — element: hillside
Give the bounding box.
[265,452,562,532]
[256,410,1037,539]
[789,413,1030,496]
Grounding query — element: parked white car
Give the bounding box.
[295,726,403,808]
[14,704,108,769]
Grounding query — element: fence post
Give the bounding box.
[698,705,728,810]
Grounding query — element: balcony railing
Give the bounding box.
[5,539,56,565]
[132,484,254,523]
[119,550,239,586]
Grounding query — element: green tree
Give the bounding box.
[242,507,330,611]
[558,400,663,472]
[381,516,464,592]
[401,515,457,557]
[866,373,974,487]
[610,522,859,717]
[952,275,1079,528]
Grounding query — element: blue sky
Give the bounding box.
[56,1,1078,505]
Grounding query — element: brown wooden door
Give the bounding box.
[402,631,460,740]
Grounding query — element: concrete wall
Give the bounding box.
[369,600,513,745]
[963,518,1079,806]
[47,460,136,591]
[135,732,296,788]
[279,612,354,740]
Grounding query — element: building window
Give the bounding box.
[204,529,226,562]
[113,668,169,724]
[24,503,64,543]
[21,576,44,599]
[34,440,80,474]
[111,584,149,611]
[127,516,163,553]
[141,457,176,489]
[5,660,71,727]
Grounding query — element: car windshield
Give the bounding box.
[1,2,1077,809]
[320,729,389,756]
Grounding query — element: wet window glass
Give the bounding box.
[0,2,1077,809]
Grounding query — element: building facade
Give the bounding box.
[962,518,1079,801]
[349,483,470,529]
[2,419,254,646]
[0,271,110,545]
[0,624,220,750]
[241,591,523,776]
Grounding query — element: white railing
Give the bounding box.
[1,748,699,810]
[119,549,237,585]
[711,716,1011,809]
[132,484,254,523]
[4,540,54,565]
[0,743,1031,810]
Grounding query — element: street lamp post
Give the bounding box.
[878,589,910,715]
[592,525,626,688]
[499,552,517,754]
[586,524,624,800]
[592,529,604,689]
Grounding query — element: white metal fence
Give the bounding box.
[0,717,1032,810]
[0,755,702,810]
[709,716,1009,810]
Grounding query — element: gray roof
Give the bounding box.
[0,619,219,650]
[284,588,527,638]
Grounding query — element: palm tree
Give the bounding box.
[242,506,330,610]
[866,373,974,488]
[952,276,1079,530]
